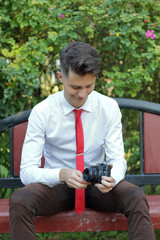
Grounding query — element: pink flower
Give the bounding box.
[59,14,65,18]
[145,30,156,39]
[150,34,156,39]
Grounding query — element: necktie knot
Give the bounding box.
[74,109,83,119]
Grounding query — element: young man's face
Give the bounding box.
[57,70,96,108]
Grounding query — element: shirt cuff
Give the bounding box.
[111,170,125,186]
[46,168,62,187]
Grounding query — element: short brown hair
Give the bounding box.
[60,42,100,77]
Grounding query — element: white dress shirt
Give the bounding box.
[20,90,127,187]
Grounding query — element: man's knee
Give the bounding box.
[127,187,147,206]
[115,181,149,213]
[9,187,36,217]
[122,185,149,216]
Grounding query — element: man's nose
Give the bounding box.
[77,88,88,98]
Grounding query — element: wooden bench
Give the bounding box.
[0,98,160,234]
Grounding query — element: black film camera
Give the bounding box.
[83,163,111,184]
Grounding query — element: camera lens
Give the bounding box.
[83,167,98,184]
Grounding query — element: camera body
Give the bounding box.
[83,163,111,184]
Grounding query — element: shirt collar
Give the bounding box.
[61,90,93,116]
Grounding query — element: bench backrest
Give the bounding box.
[13,122,28,176]
[144,113,160,174]
[13,121,45,176]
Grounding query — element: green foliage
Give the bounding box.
[0,130,10,198]
[0,130,9,169]
[1,230,160,240]
[121,109,140,175]
[36,231,129,240]
[0,164,10,198]
[0,0,159,120]
[0,57,40,118]
[0,234,9,240]
[94,0,160,102]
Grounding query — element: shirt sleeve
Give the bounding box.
[20,107,61,187]
[104,101,127,186]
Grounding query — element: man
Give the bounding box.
[9,42,155,240]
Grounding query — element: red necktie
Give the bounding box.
[74,109,85,215]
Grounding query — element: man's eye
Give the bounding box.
[72,86,79,89]
[87,84,93,88]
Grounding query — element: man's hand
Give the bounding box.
[95,176,115,193]
[59,168,90,189]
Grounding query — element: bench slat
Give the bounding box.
[1,195,160,233]
[144,113,160,173]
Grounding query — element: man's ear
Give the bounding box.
[57,71,63,83]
